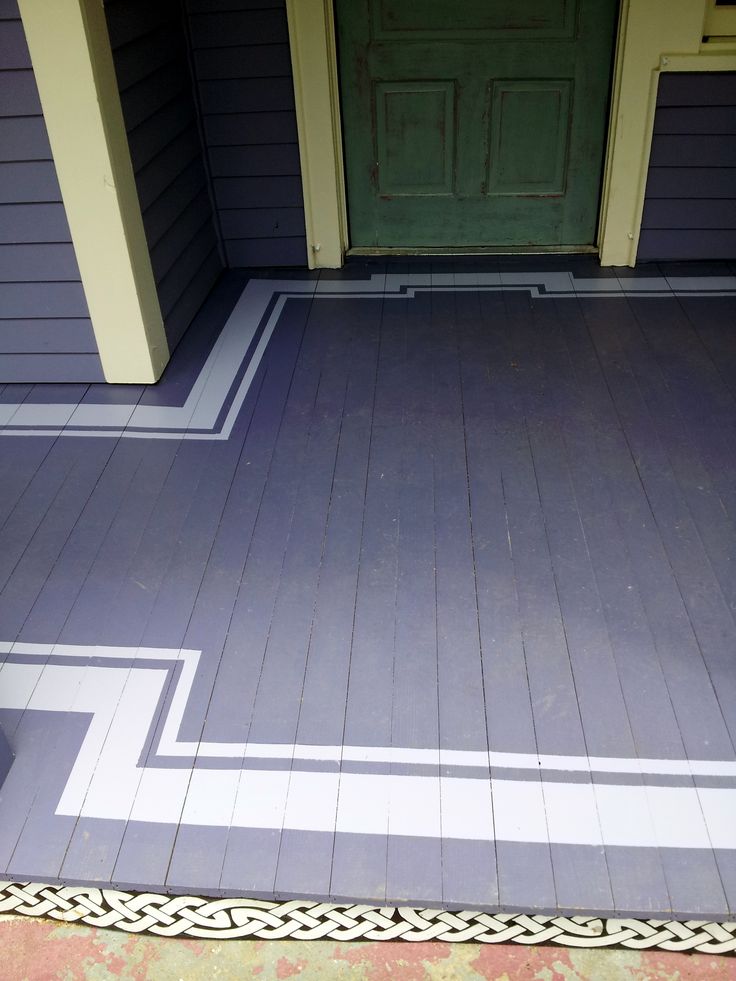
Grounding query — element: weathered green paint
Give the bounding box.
[337,0,618,247]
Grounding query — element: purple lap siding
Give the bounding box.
[638,72,736,262]
[185,0,307,268]
[0,0,102,383]
[105,0,223,351]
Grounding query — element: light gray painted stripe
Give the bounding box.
[1,644,734,846]
[1,274,734,441]
[2,644,735,778]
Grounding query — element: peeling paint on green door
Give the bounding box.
[336,0,618,248]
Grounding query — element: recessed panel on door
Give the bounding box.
[337,0,617,247]
[371,0,576,40]
[375,82,455,195]
[487,80,572,195]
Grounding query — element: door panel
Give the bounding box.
[375,82,455,195]
[337,0,617,247]
[371,0,576,40]
[487,80,572,194]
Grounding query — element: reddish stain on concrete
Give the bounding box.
[117,930,165,980]
[469,943,577,979]
[276,954,307,978]
[333,940,453,980]
[469,942,736,980]
[1,918,127,981]
[2,916,735,980]
[636,950,736,979]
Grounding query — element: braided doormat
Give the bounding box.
[1,882,734,954]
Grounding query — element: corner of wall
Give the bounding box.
[18,0,170,383]
[598,0,710,266]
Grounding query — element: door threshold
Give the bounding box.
[347,245,598,257]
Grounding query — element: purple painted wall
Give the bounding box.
[0,0,103,383]
[105,0,224,352]
[185,0,308,268]
[638,72,736,262]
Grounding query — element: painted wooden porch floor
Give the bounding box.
[0,257,735,919]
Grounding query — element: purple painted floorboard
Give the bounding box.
[0,265,734,919]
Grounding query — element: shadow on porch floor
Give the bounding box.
[0,256,735,920]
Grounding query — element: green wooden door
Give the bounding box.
[336,0,618,248]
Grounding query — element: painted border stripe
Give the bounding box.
[2,643,736,847]
[2,644,735,777]
[1,274,735,440]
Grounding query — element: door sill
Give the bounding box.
[347,245,599,257]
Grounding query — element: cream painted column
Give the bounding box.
[598,0,710,266]
[286,0,348,269]
[18,0,169,382]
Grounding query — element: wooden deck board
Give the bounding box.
[0,262,735,917]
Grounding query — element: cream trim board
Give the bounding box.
[704,0,736,38]
[596,0,629,265]
[286,0,348,269]
[18,0,169,382]
[598,0,736,267]
[288,0,735,270]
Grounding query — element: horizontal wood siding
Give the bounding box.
[0,0,102,383]
[185,0,307,268]
[638,72,736,261]
[106,0,222,350]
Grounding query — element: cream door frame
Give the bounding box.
[286,0,348,269]
[598,0,736,266]
[287,0,736,268]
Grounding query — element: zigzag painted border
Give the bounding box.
[1,882,735,952]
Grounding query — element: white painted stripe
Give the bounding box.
[336,772,391,836]
[231,769,290,830]
[0,662,45,709]
[67,403,137,428]
[2,275,735,442]
[595,780,659,848]
[667,276,736,292]
[9,642,55,654]
[7,404,77,427]
[389,774,441,839]
[697,788,736,849]
[616,277,669,291]
[284,771,340,833]
[2,658,735,845]
[188,281,288,431]
[316,274,385,292]
[217,294,290,439]
[72,768,736,847]
[492,779,549,842]
[53,666,133,815]
[78,669,163,819]
[544,780,604,846]
[573,278,623,293]
[180,769,240,828]
[648,784,713,850]
[500,270,575,291]
[128,768,190,824]
[440,776,494,841]
[0,405,18,426]
[3,645,736,779]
